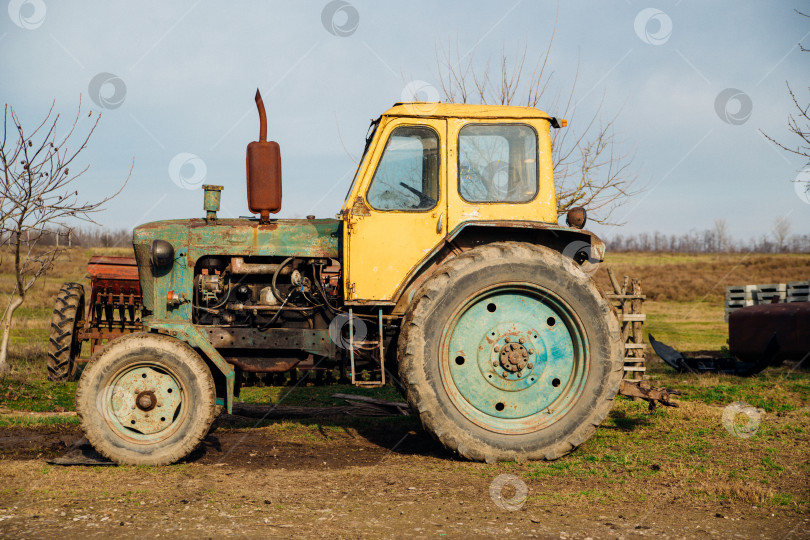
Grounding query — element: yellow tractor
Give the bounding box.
[75,93,622,465]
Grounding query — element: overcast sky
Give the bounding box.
[2,1,808,242]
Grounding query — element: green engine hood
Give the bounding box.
[132,217,341,318]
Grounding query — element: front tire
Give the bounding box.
[76,333,217,465]
[398,242,622,462]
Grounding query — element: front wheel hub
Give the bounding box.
[136,390,157,411]
[107,365,184,439]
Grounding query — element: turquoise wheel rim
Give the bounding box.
[103,361,187,444]
[440,283,589,435]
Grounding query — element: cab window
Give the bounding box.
[367,126,439,211]
[458,124,538,203]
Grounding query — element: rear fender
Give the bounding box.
[392,221,605,314]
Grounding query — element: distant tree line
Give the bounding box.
[1,227,131,248]
[604,218,810,253]
[7,218,809,254]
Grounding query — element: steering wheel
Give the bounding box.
[399,182,437,209]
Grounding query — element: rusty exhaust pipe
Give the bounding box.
[255,89,267,142]
[246,89,282,222]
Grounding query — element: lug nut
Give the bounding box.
[517,372,522,378]
[527,363,534,369]
[528,349,534,354]
[492,361,498,367]
[502,372,509,378]
[494,346,500,352]
[504,337,510,343]
[519,338,525,344]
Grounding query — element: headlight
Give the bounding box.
[150,240,175,268]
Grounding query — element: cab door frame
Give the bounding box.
[341,116,448,303]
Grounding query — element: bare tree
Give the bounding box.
[772,216,791,252]
[762,11,809,161]
[0,98,129,374]
[713,218,730,252]
[435,38,640,224]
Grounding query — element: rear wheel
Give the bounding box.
[47,282,85,381]
[76,333,217,465]
[398,242,622,462]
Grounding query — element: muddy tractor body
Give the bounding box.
[73,94,623,465]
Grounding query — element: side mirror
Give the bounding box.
[246,89,282,223]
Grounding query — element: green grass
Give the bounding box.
[0,415,79,427]
[645,363,809,413]
[237,382,404,407]
[0,379,77,412]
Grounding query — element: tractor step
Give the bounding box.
[349,308,386,387]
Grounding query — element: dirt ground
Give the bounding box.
[0,413,807,539]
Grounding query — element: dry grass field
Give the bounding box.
[0,248,807,538]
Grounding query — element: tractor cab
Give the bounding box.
[339,103,562,303]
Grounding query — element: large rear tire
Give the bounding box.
[398,242,622,462]
[76,333,217,466]
[47,282,85,381]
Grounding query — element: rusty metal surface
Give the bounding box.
[202,185,223,221]
[107,363,184,439]
[225,357,302,373]
[75,256,145,360]
[203,326,334,357]
[229,257,293,275]
[246,89,282,221]
[729,302,810,363]
[77,328,140,341]
[619,380,680,410]
[87,256,140,282]
[447,220,607,261]
[565,207,587,229]
[132,218,340,320]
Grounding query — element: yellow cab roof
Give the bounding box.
[383,102,553,120]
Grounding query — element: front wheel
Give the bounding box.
[398,242,622,462]
[76,333,217,465]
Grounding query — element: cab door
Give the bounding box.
[446,118,557,231]
[343,117,447,302]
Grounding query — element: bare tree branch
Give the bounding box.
[761,11,810,162]
[761,83,810,159]
[0,97,130,374]
[436,32,640,224]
